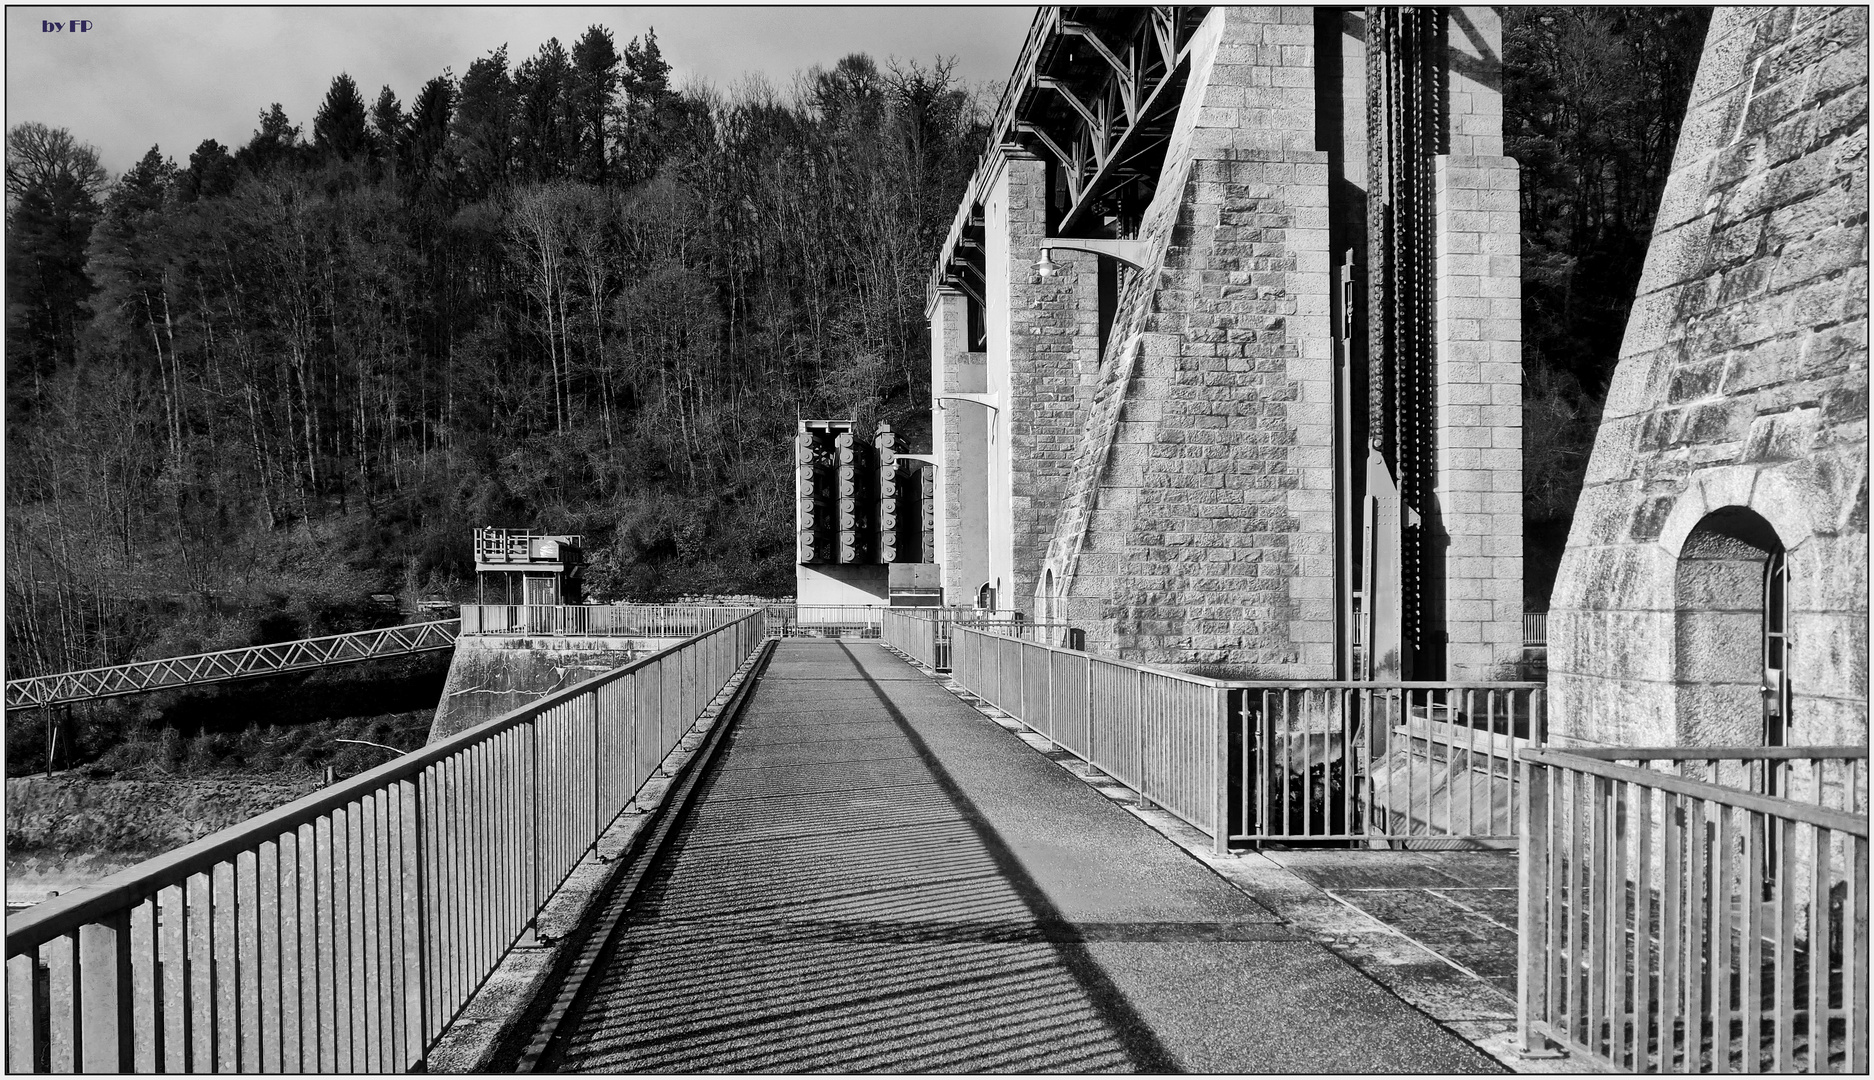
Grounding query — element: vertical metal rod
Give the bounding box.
[7,952,44,1073]
[1714,803,1736,1074]
[1771,814,1796,1073]
[1588,774,1608,1055]
[1517,757,1550,1055]
[1850,835,1868,1074]
[1635,784,1655,1071]
[1685,799,1708,1072]
[1213,684,1229,854]
[1809,825,1832,1074]
[530,719,542,928]
[257,840,281,1073]
[1660,794,1683,1070]
[1610,779,1631,1068]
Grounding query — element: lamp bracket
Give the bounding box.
[1040,237,1150,272]
[934,393,1001,415]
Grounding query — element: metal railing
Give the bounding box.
[766,605,890,638]
[5,621,461,711]
[1239,682,1544,844]
[882,608,1054,670]
[1524,611,1548,647]
[460,604,753,638]
[472,529,581,565]
[948,626,1543,851]
[1517,746,1869,1073]
[4,611,768,1073]
[952,625,1231,849]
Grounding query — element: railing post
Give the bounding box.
[77,911,134,1071]
[1213,685,1229,856]
[1518,756,1557,1057]
[527,720,541,941]
[1136,669,1153,812]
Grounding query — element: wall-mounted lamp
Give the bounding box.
[1036,237,1151,275]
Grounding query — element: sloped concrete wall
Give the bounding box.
[1548,6,1868,747]
[427,636,669,742]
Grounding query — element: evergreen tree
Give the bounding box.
[1505,7,1710,601]
[405,73,456,198]
[5,122,109,384]
[236,103,303,174]
[176,138,236,202]
[370,85,406,183]
[453,47,516,197]
[613,29,677,184]
[515,38,575,181]
[313,73,371,162]
[570,25,620,183]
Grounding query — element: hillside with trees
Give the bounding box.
[7,29,988,685]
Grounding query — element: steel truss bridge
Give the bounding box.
[932,6,1208,308]
[3,620,461,711]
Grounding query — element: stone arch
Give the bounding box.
[1672,505,1783,747]
[1657,465,1823,563]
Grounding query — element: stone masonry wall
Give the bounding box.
[1432,8,1524,681]
[928,288,987,603]
[1548,6,1868,747]
[1432,151,1523,679]
[1001,154,1101,618]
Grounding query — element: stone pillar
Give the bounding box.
[982,145,1090,617]
[928,288,988,604]
[1431,6,1523,681]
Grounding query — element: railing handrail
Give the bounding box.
[1532,744,1868,762]
[950,624,1543,691]
[1522,745,1869,836]
[4,610,764,953]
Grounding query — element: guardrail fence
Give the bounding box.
[882,609,1062,670]
[1239,682,1543,844]
[5,611,768,1073]
[766,605,886,637]
[460,604,752,638]
[1518,746,1869,1073]
[944,624,1543,851]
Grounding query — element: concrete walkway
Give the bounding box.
[541,640,1502,1073]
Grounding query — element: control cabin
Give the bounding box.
[474,528,584,606]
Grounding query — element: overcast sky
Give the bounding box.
[7,5,1036,177]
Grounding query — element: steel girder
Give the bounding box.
[5,619,461,710]
[930,6,1208,306]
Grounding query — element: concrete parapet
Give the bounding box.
[427,636,662,742]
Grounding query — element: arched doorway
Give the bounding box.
[1673,507,1787,748]
[1674,506,1791,889]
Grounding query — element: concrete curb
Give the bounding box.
[424,640,776,1073]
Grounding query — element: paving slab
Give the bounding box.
[542,641,1502,1073]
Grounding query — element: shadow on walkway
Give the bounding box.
[540,642,1500,1074]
